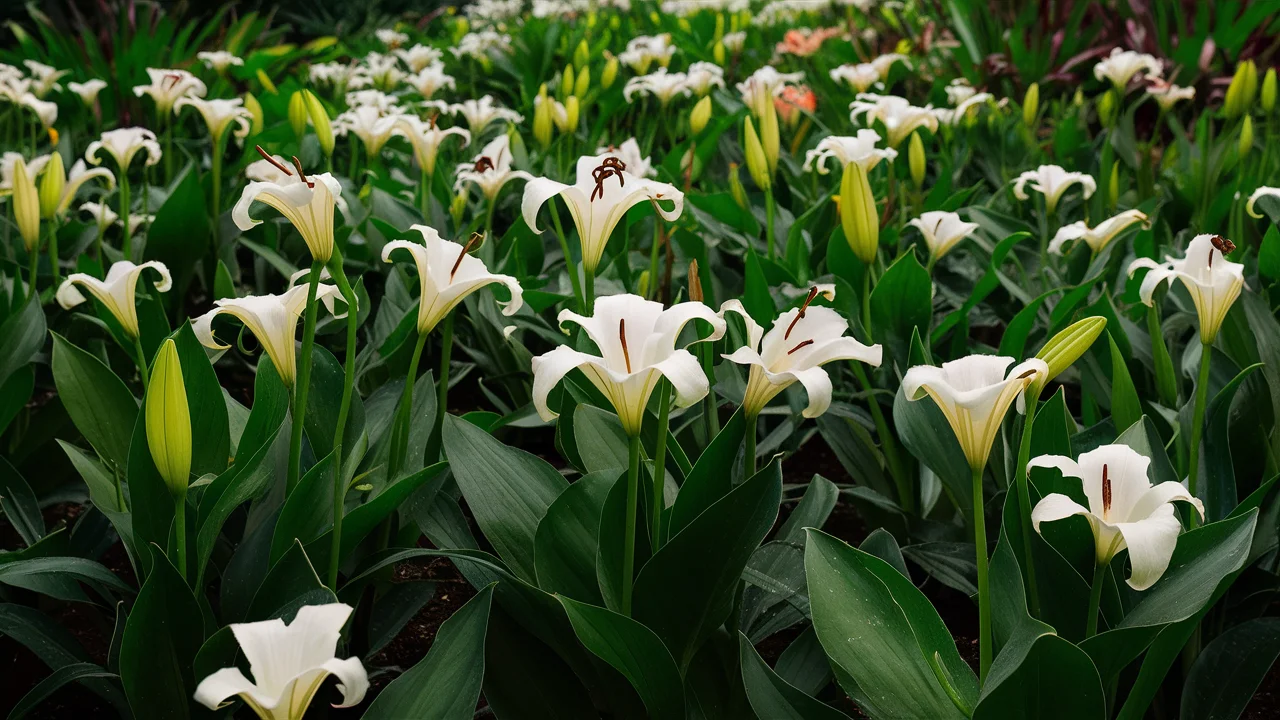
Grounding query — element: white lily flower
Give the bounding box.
[0,71,30,103]
[522,151,683,273]
[194,603,368,720]
[122,213,155,236]
[683,62,725,96]
[1013,164,1097,214]
[44,159,116,217]
[344,89,399,114]
[233,159,346,263]
[1146,80,1194,110]
[830,63,881,93]
[722,31,747,53]
[720,288,881,418]
[869,53,911,77]
[736,66,805,112]
[382,225,523,334]
[1049,209,1148,255]
[20,93,57,129]
[333,105,406,157]
[933,92,993,126]
[907,211,980,263]
[174,97,253,144]
[197,51,244,74]
[86,127,163,171]
[802,129,898,174]
[595,138,656,178]
[849,93,939,147]
[1094,48,1162,91]
[1030,444,1204,590]
[531,294,725,435]
[376,28,409,48]
[68,79,108,106]
[309,62,360,89]
[454,134,533,202]
[619,34,677,74]
[451,30,513,61]
[354,52,406,90]
[403,63,455,99]
[245,154,293,184]
[395,44,443,72]
[903,355,1048,470]
[395,115,470,176]
[24,61,69,98]
[80,200,117,228]
[1245,186,1280,219]
[133,68,206,115]
[446,95,523,136]
[1127,233,1245,344]
[623,68,691,106]
[0,152,50,195]
[56,260,172,337]
[192,282,346,387]
[945,79,977,105]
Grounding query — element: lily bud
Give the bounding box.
[1073,88,1084,107]
[1239,115,1254,157]
[145,338,192,498]
[908,131,925,190]
[713,41,726,66]
[288,90,307,140]
[534,87,554,149]
[760,101,780,174]
[677,18,691,34]
[690,96,711,136]
[451,189,468,226]
[38,152,65,220]
[1108,161,1119,211]
[243,92,264,136]
[255,68,278,95]
[1097,89,1117,128]
[565,95,580,132]
[303,90,334,158]
[728,162,748,209]
[743,115,771,191]
[560,64,575,100]
[1022,82,1039,128]
[840,161,879,265]
[637,269,651,298]
[574,66,590,99]
[1032,316,1107,396]
[1263,68,1277,113]
[1224,60,1258,119]
[688,259,703,303]
[574,40,590,70]
[714,13,725,41]
[13,158,40,252]
[601,54,619,89]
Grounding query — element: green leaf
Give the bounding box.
[443,414,568,584]
[742,246,776,327]
[972,634,1106,720]
[984,496,1056,701]
[0,556,134,598]
[170,323,230,478]
[0,364,33,436]
[558,596,685,720]
[1180,617,1280,720]
[632,458,782,671]
[364,584,494,720]
[247,540,336,623]
[573,404,630,472]
[597,468,651,614]
[667,408,745,536]
[481,605,604,720]
[7,662,118,720]
[272,452,337,564]
[145,168,210,296]
[534,472,612,604]
[893,384,972,519]
[302,345,365,466]
[1197,363,1263,522]
[0,456,44,546]
[804,528,976,719]
[0,296,45,390]
[1107,332,1141,434]
[51,333,138,473]
[119,546,203,720]
[870,250,932,370]
[739,632,851,719]
[0,604,129,714]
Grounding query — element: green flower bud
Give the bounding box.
[560,64,575,100]
[690,96,711,136]
[743,115,770,191]
[601,54,619,89]
[714,13,725,41]
[1240,115,1254,157]
[303,90,334,158]
[1244,60,1260,107]
[1262,67,1276,114]
[574,66,590,99]
[574,40,590,70]
[728,162,748,209]
[255,68,277,95]
[840,161,879,265]
[451,189,468,227]
[1022,82,1039,128]
[565,95,580,132]
[760,101,780,174]
[38,152,64,220]
[637,269,650,298]
[908,131,925,190]
[287,91,307,140]
[12,158,40,252]
[146,338,192,498]
[713,41,726,66]
[534,86,554,149]
[243,91,264,136]
[1033,316,1107,396]
[1224,60,1258,119]
[1073,88,1084,107]
[1097,89,1117,128]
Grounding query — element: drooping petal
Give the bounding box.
[193,667,259,710]
[1129,481,1205,523]
[520,176,573,234]
[1031,492,1093,533]
[318,656,369,708]
[650,348,710,409]
[648,300,726,358]
[1114,506,1183,590]
[717,299,766,351]
[1246,187,1280,219]
[531,345,599,422]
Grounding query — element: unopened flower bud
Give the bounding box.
[1098,89,1117,128]
[451,189,468,227]
[840,161,879,265]
[243,92,264,136]
[1240,115,1254,157]
[1022,82,1039,128]
[1033,316,1107,396]
[574,40,590,70]
[690,96,711,136]
[12,158,40,252]
[743,115,771,191]
[560,64,575,100]
[760,102,780,174]
[255,68,278,95]
[1263,68,1277,113]
[534,87,554,149]
[728,162,748,209]
[688,259,703,303]
[601,54,619,90]
[565,95,580,132]
[38,152,64,220]
[574,66,590,99]
[146,338,192,498]
[303,90,334,158]
[288,90,307,140]
[1224,60,1258,119]
[713,41,726,66]
[908,131,925,190]
[637,269,651,298]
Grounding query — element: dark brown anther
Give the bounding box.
[784,286,821,340]
[787,339,814,355]
[1017,368,1039,380]
[590,156,627,201]
[1209,235,1234,268]
[619,319,632,373]
[474,156,495,173]
[164,72,183,91]
[1102,463,1111,516]
[687,260,703,303]
[255,146,293,176]
[290,156,315,188]
[450,232,485,281]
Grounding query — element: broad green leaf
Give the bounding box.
[573,404,630,472]
[893,383,972,520]
[742,246,776,326]
[1107,332,1141,434]
[1180,617,1280,720]
[0,604,129,714]
[984,496,1056,702]
[119,547,202,720]
[1197,363,1263,522]
[870,250,932,369]
[8,662,118,720]
[597,468,651,614]
[972,634,1105,720]
[0,364,33,436]
[667,408,745,536]
[739,632,851,720]
[272,452,336,564]
[0,455,44,546]
[145,168,210,296]
[534,472,612,604]
[170,323,230,478]
[482,605,606,720]
[0,296,45,390]
[246,540,336,623]
[0,556,134,598]
[51,333,138,473]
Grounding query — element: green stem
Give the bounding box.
[548,199,584,312]
[1086,559,1107,638]
[1187,341,1212,527]
[287,262,323,495]
[584,267,596,314]
[860,265,873,341]
[651,382,670,550]
[646,215,662,299]
[1147,304,1178,408]
[173,491,187,582]
[27,237,39,305]
[391,329,430,481]
[700,342,719,444]
[420,166,430,219]
[163,120,173,183]
[432,312,454,463]
[120,174,132,260]
[745,411,758,477]
[765,187,776,260]
[211,134,223,246]
[94,219,104,261]
[853,362,909,513]
[326,252,358,590]
[1015,394,1042,618]
[133,333,150,388]
[623,433,642,616]
[972,463,991,683]
[483,200,496,265]
[46,222,60,286]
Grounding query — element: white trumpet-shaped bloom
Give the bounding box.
[945,79,977,105]
[194,603,368,720]
[333,105,406,157]
[192,282,346,387]
[904,355,1047,470]
[395,115,470,176]
[454,134,533,202]
[1146,81,1194,110]
[133,68,206,114]
[531,294,725,435]
[20,93,58,128]
[197,51,244,73]
[683,62,725,96]
[382,225,523,334]
[1093,48,1162,90]
[1127,233,1244,344]
[1013,164,1096,214]
[56,260,172,338]
[522,151,683,273]
[595,138,656,178]
[907,211,980,263]
[345,89,399,113]
[829,63,881,93]
[45,159,116,217]
[80,200,118,228]
[446,95,523,135]
[802,129,897,174]
[86,127,163,171]
[720,290,881,418]
[174,97,253,144]
[1049,209,1148,255]
[932,92,994,126]
[1030,444,1203,590]
[233,164,346,263]
[24,60,68,98]
[395,44,443,72]
[1246,187,1280,219]
[68,79,108,106]
[849,93,939,147]
[623,68,691,106]
[619,34,677,73]
[376,28,409,48]
[404,63,455,99]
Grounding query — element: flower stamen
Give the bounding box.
[619,319,632,373]
[450,232,485,281]
[474,156,495,173]
[787,339,814,355]
[1102,463,1111,518]
[255,146,293,176]
[290,156,314,188]
[784,286,821,340]
[591,156,627,202]
[1209,235,1235,269]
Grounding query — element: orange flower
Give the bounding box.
[776,27,843,58]
[775,85,817,127]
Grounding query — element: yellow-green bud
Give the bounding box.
[1108,161,1119,211]
[713,41,726,66]
[1098,89,1117,128]
[534,87,554,149]
[677,18,691,34]
[451,189,468,227]
[728,162,748,209]
[1073,88,1084,107]
[574,66,590,99]
[1244,60,1260,107]
[1032,316,1107,396]
[560,64,575,100]
[255,68,278,95]
[565,95,580,132]
[840,161,879,265]
[303,90,334,158]
[1022,82,1039,128]
[1262,67,1276,114]
[13,158,39,252]
[1225,60,1258,119]
[145,338,192,498]
[243,92,264,136]
[743,115,771,191]
[760,101,780,174]
[287,91,307,140]
[908,131,925,190]
[1240,115,1254,156]
[601,54,618,90]
[714,13,725,41]
[38,152,64,220]
[574,40,590,70]
[690,96,712,136]
[637,269,650,298]
[609,14,619,30]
